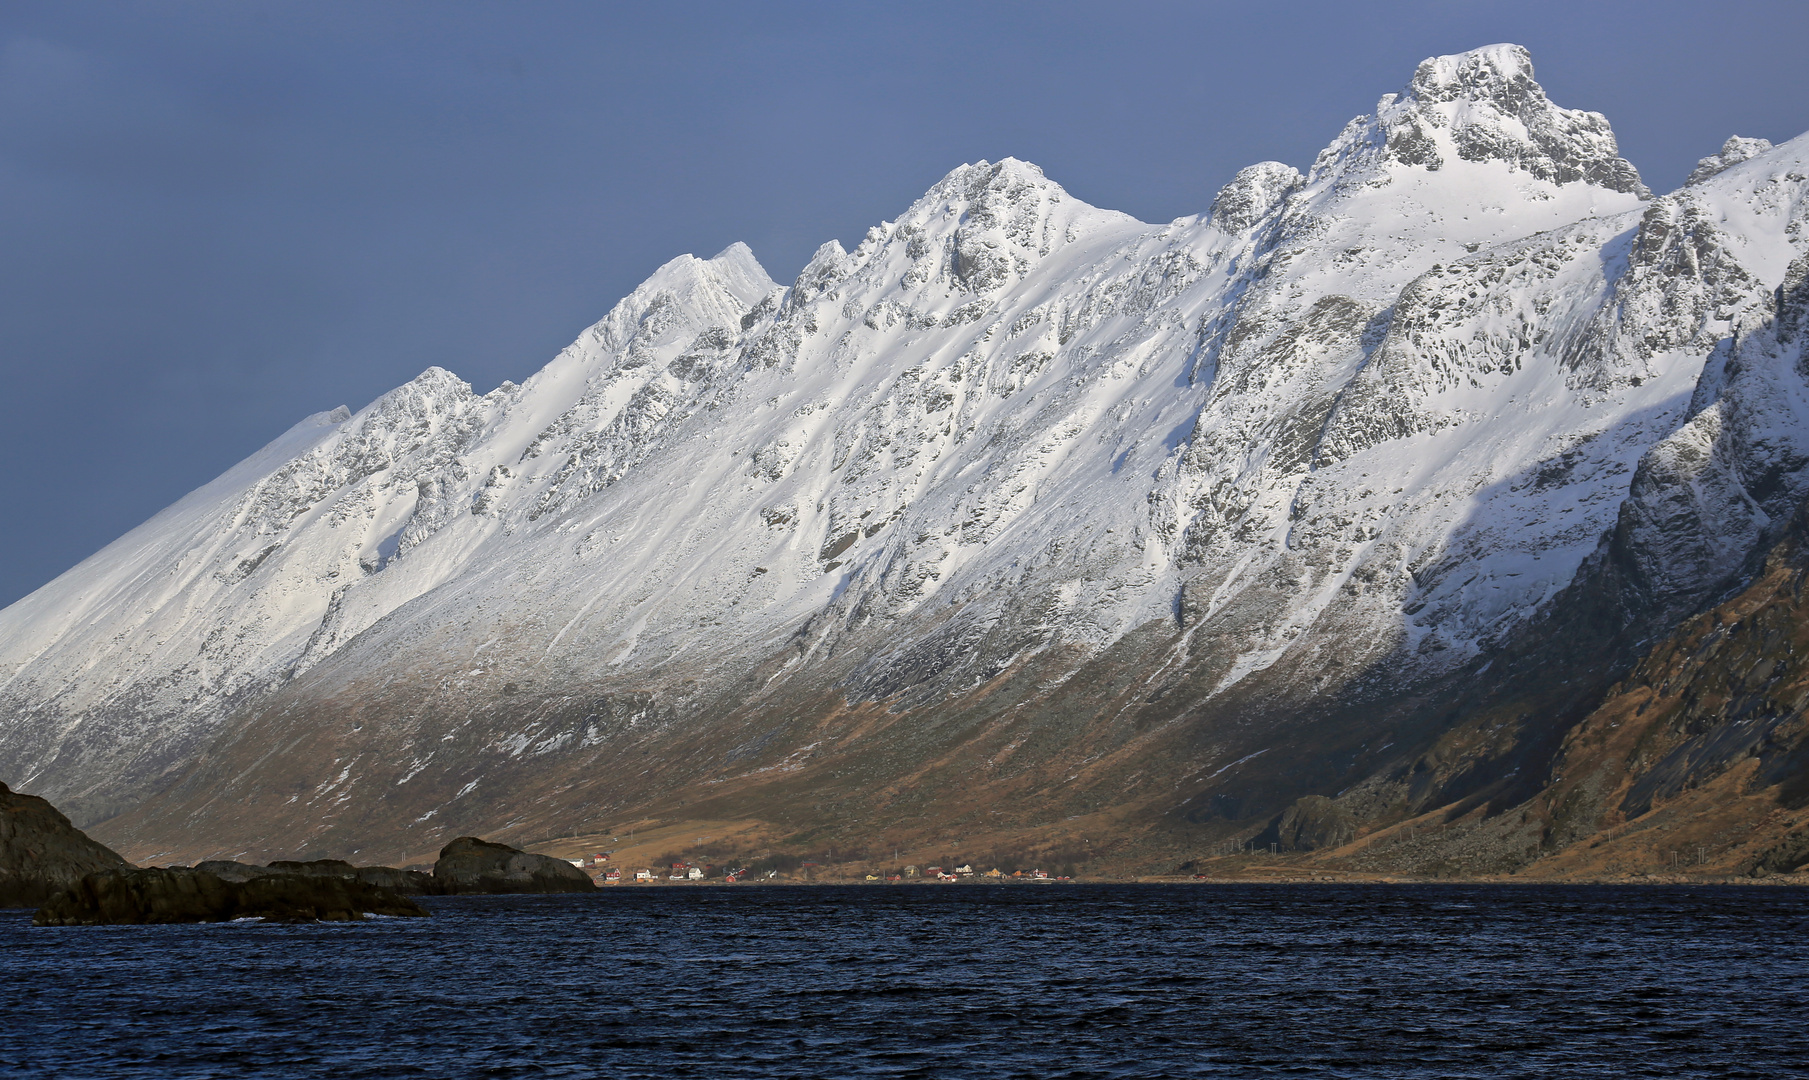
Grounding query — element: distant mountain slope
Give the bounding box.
[3,45,1806,874]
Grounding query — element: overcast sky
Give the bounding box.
[2,1,1807,607]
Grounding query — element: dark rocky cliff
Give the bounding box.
[0,781,128,907]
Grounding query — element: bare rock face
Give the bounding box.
[430,836,595,894]
[32,866,428,925]
[0,781,128,908]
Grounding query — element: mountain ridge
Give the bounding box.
[2,44,1806,877]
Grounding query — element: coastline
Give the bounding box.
[541,872,1809,888]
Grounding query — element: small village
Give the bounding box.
[567,853,1074,885]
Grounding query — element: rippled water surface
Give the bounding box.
[4,884,1807,1078]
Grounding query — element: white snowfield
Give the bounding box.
[3,44,1807,823]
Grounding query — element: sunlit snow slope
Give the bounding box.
[3,46,1807,859]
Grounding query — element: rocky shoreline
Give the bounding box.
[518,870,1809,887]
[9,776,1804,920]
[30,837,598,924]
[34,866,428,925]
[5,781,597,924]
[186,836,595,898]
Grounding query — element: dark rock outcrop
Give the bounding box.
[347,864,440,893]
[1275,795,1359,852]
[33,866,428,925]
[431,836,595,894]
[197,858,440,894]
[1,781,129,908]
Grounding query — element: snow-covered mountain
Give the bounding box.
[3,45,1807,868]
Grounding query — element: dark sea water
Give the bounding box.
[3,883,1807,1078]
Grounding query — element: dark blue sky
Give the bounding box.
[3,1,1806,608]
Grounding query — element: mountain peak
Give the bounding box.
[1404,43,1536,104]
[1208,161,1304,233]
[920,157,1056,202]
[868,157,1139,294]
[702,241,778,305]
[1312,44,1647,196]
[1687,135,1776,184]
[635,245,775,309]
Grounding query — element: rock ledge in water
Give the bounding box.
[197,858,439,894]
[32,867,429,925]
[432,836,595,894]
